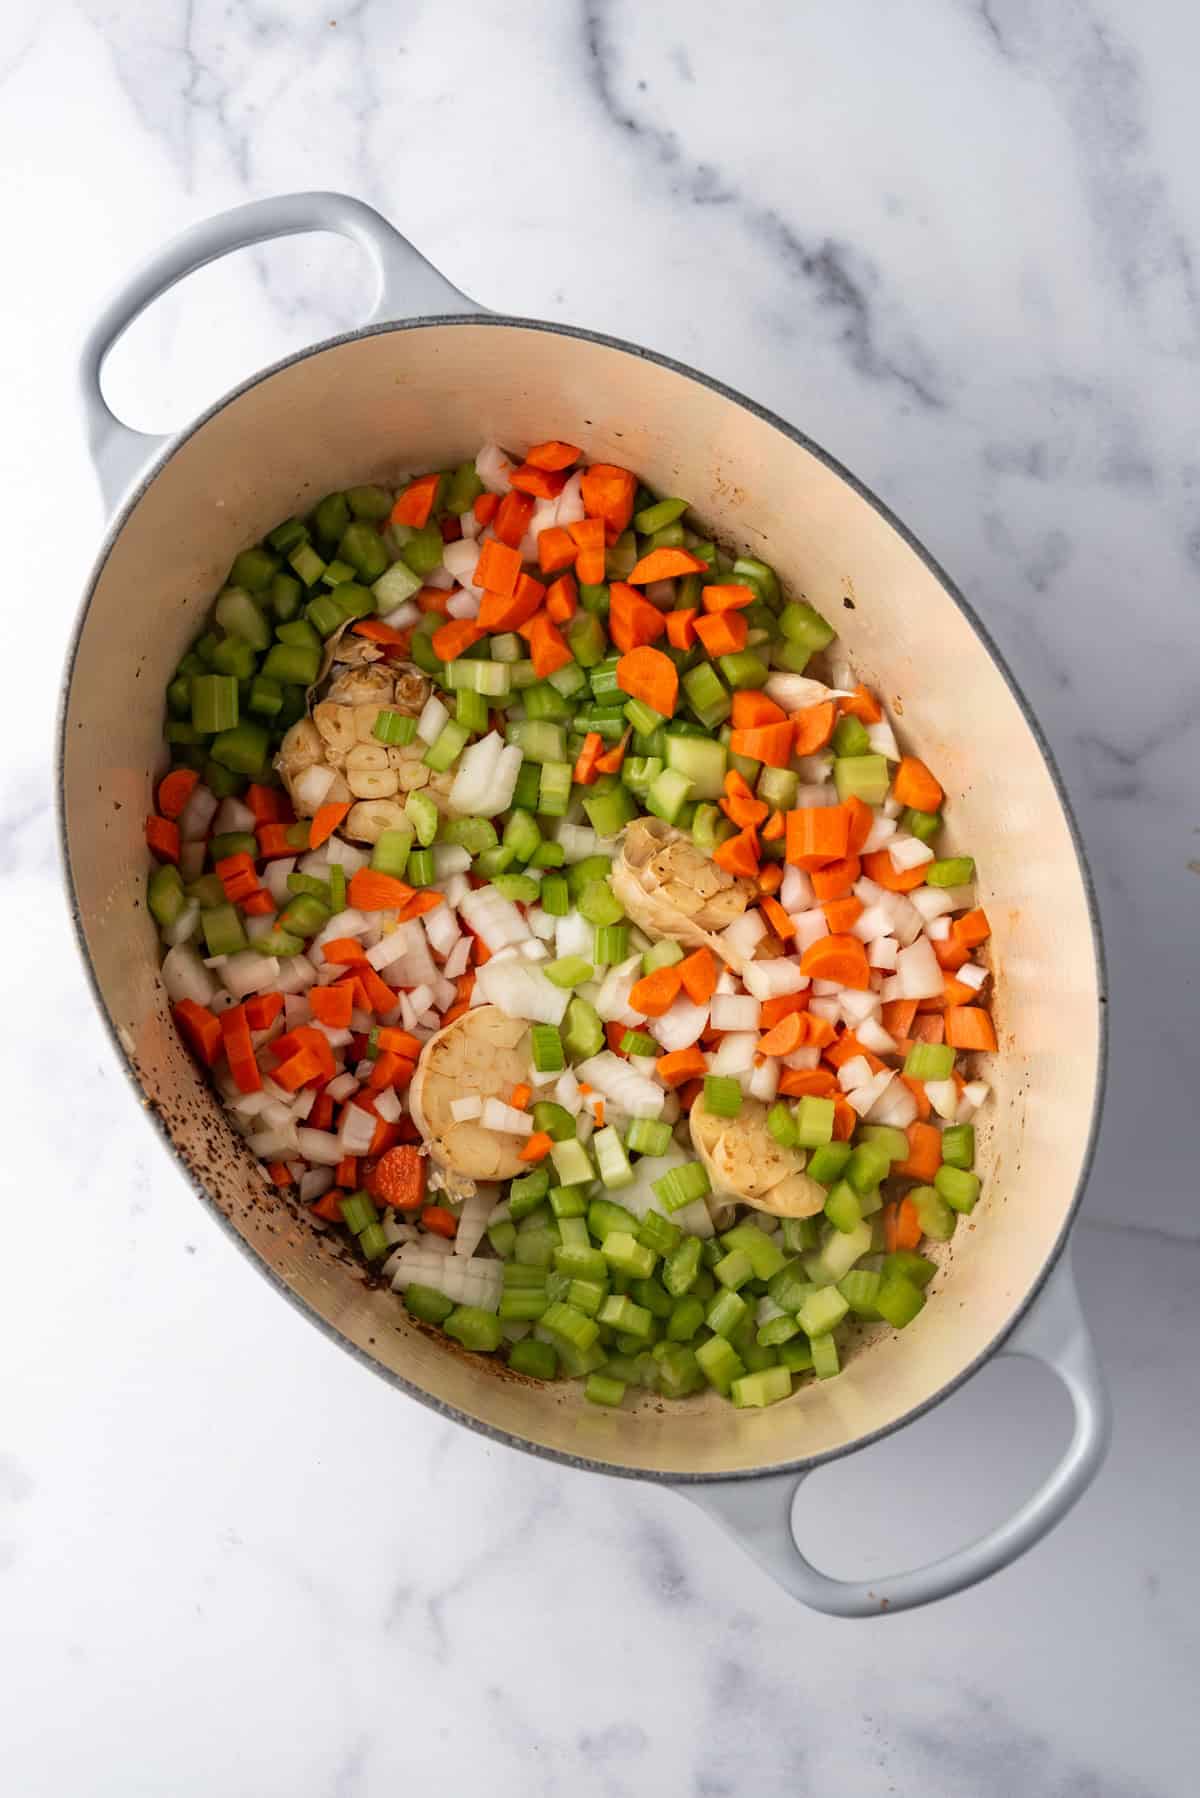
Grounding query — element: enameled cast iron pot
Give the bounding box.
[60,194,1110,1616]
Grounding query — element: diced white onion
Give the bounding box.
[264,857,296,905]
[867,720,900,761]
[460,885,531,951]
[417,695,449,745]
[450,734,523,817]
[710,1032,757,1076]
[853,1069,896,1118]
[743,958,807,999]
[808,996,842,1024]
[390,1249,503,1312]
[862,815,897,853]
[443,538,483,591]
[746,1058,780,1103]
[299,1168,333,1203]
[838,1056,874,1092]
[450,1095,483,1122]
[178,784,218,842]
[783,1046,820,1071]
[869,1079,919,1128]
[374,1087,402,1123]
[926,1078,959,1121]
[867,936,899,970]
[443,937,472,980]
[482,1098,534,1135]
[165,901,200,948]
[476,957,569,1024]
[424,565,456,592]
[720,909,768,962]
[710,994,761,1032]
[454,1189,493,1259]
[326,1072,359,1102]
[178,841,205,883]
[927,916,951,941]
[293,763,337,812]
[650,995,709,1053]
[893,937,944,1000]
[575,1052,665,1120]
[555,470,585,527]
[338,1104,378,1155]
[958,962,987,992]
[554,908,594,962]
[791,910,830,953]
[161,943,217,1007]
[889,835,935,873]
[555,1068,581,1112]
[839,988,882,1026]
[445,588,481,619]
[219,951,281,998]
[295,1128,345,1166]
[594,954,642,1024]
[780,865,815,912]
[322,836,369,874]
[856,1016,897,1056]
[476,443,514,495]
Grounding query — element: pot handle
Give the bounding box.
[676,1249,1109,1617]
[79,190,481,514]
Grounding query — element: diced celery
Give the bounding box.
[531,1101,576,1142]
[593,1126,635,1190]
[695,1335,745,1395]
[810,1332,841,1379]
[824,1180,863,1234]
[779,601,834,653]
[508,1338,559,1380]
[904,1043,956,1082]
[941,1124,975,1170]
[703,1075,742,1119]
[927,856,975,887]
[847,1141,890,1196]
[833,755,890,806]
[731,1366,792,1408]
[874,1274,925,1330]
[935,1165,982,1214]
[838,1268,883,1319]
[664,734,727,801]
[681,662,731,729]
[706,1289,748,1339]
[563,996,604,1060]
[601,1232,656,1279]
[626,1117,673,1158]
[857,1124,911,1163]
[909,1184,957,1241]
[549,1137,594,1187]
[797,1286,849,1338]
[793,1095,835,1149]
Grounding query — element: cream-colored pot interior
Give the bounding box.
[62,322,1102,1478]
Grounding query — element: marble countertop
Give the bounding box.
[1,2,1197,1792]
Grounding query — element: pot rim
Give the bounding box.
[57,312,1108,1485]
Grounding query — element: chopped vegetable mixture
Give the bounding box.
[148,441,995,1410]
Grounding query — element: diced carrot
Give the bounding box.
[271,1025,336,1083]
[823,895,863,933]
[721,769,769,830]
[493,490,535,548]
[477,574,545,633]
[823,1028,883,1073]
[309,1090,335,1132]
[693,610,748,657]
[944,1006,997,1051]
[595,734,629,776]
[881,998,918,1038]
[348,869,414,911]
[954,908,992,949]
[580,463,637,534]
[831,1095,857,1140]
[759,992,810,1029]
[758,1012,809,1057]
[810,855,861,902]
[895,1121,942,1182]
[616,646,678,718]
[609,581,667,653]
[909,1013,945,1044]
[370,1144,427,1210]
[778,1067,838,1099]
[220,1004,261,1094]
[630,965,683,1018]
[310,802,351,851]
[255,823,293,859]
[440,515,463,545]
[628,546,708,584]
[473,491,500,526]
[519,1131,554,1163]
[310,1190,346,1222]
[421,1206,457,1239]
[883,1196,923,1253]
[244,992,284,1031]
[356,964,400,1016]
[545,572,578,623]
[509,464,568,500]
[899,1074,932,1120]
[665,608,697,650]
[729,722,794,768]
[274,1046,323,1092]
[145,814,180,864]
[472,537,522,597]
[157,768,199,820]
[943,974,980,1007]
[757,864,782,895]
[785,805,849,870]
[239,889,275,917]
[416,586,451,616]
[215,851,256,899]
[397,891,445,923]
[839,684,883,725]
[656,1046,708,1088]
[701,582,756,613]
[173,999,222,1067]
[567,516,607,584]
[524,439,582,471]
[519,612,574,678]
[432,618,484,662]
[264,1161,293,1187]
[892,756,944,813]
[573,732,604,786]
[538,525,578,575]
[792,702,836,756]
[244,783,289,825]
[334,1155,358,1189]
[799,933,870,990]
[322,937,368,965]
[761,896,795,940]
[732,691,786,730]
[308,984,353,1030]
[391,473,440,528]
[351,619,411,650]
[364,1050,403,1093]
[713,826,760,879]
[861,848,927,893]
[761,809,785,843]
[605,1022,630,1056]
[935,934,972,972]
[678,948,717,1005]
[842,794,873,856]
